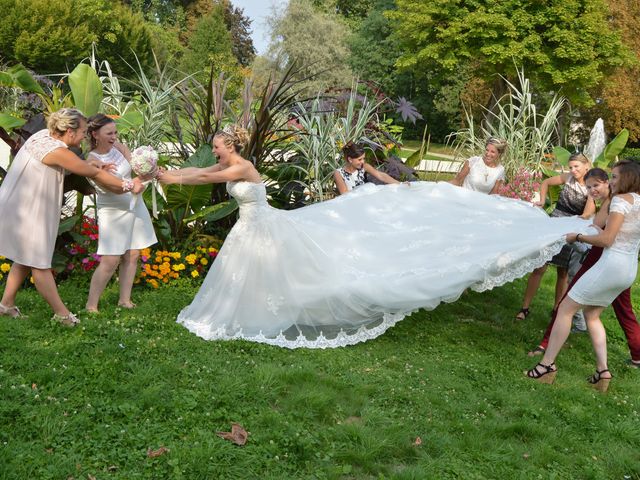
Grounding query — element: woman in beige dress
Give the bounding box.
[0,108,144,325]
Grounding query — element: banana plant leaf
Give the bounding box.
[0,64,44,93]
[69,64,103,117]
[552,146,571,167]
[0,113,26,131]
[115,110,144,134]
[594,129,629,168]
[164,145,217,215]
[404,149,423,169]
[183,199,238,223]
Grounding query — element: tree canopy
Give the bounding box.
[387,0,632,107]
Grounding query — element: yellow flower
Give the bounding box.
[191,270,199,278]
[0,263,10,273]
[185,254,197,265]
[200,258,208,266]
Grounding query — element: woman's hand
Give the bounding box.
[157,170,177,185]
[533,200,545,207]
[88,158,117,173]
[566,233,578,243]
[131,177,145,194]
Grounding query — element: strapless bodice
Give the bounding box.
[227,181,269,220]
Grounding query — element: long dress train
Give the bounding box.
[177,181,590,348]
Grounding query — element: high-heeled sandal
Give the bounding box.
[515,308,530,321]
[524,362,557,384]
[52,312,80,327]
[588,369,612,393]
[0,302,23,318]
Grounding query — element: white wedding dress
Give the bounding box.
[177,181,591,348]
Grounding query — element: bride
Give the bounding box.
[158,125,591,349]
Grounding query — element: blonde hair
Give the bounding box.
[215,124,250,153]
[47,108,86,136]
[569,153,592,168]
[486,137,508,157]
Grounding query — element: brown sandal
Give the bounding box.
[524,362,557,384]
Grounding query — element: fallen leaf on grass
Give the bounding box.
[31,383,37,390]
[147,446,170,458]
[216,423,248,446]
[413,437,422,446]
[343,416,362,425]
[88,475,97,480]
[523,453,530,459]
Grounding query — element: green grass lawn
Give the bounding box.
[401,141,456,156]
[1,273,639,479]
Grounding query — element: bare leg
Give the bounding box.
[1,263,30,307]
[554,267,569,309]
[118,249,140,307]
[31,268,70,316]
[86,255,121,311]
[583,306,611,377]
[517,265,548,319]
[541,296,583,366]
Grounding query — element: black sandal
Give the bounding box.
[515,308,530,321]
[588,369,612,392]
[524,362,557,384]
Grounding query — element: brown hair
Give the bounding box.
[611,160,640,195]
[342,141,365,160]
[47,108,86,136]
[584,168,609,183]
[215,124,250,153]
[86,113,116,150]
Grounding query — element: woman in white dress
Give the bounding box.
[156,124,592,349]
[333,142,401,194]
[526,160,640,391]
[0,109,144,325]
[450,137,507,194]
[84,114,157,312]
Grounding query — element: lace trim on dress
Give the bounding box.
[25,130,67,161]
[177,237,567,349]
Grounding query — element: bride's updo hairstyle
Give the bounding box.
[216,124,250,153]
[87,113,116,150]
[342,141,365,160]
[485,137,508,160]
[47,108,86,137]
[610,159,640,196]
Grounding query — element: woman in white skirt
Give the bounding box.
[84,114,157,312]
[526,160,640,391]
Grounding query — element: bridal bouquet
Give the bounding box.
[130,145,160,217]
[130,145,159,180]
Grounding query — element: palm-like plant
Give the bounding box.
[450,68,565,180]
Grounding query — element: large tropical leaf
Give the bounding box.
[0,113,26,131]
[68,64,103,116]
[163,145,217,214]
[552,146,571,167]
[594,129,629,168]
[183,199,238,223]
[0,64,44,93]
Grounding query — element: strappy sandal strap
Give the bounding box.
[588,369,612,384]
[52,312,80,327]
[0,303,23,318]
[515,308,530,320]
[526,362,556,379]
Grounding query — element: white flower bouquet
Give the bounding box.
[130,146,159,180]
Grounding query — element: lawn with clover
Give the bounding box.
[1,273,640,479]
